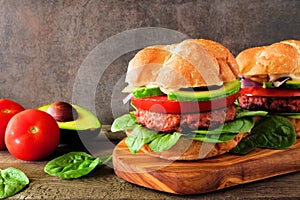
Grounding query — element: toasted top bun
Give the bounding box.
[125,39,239,89]
[195,39,240,82]
[236,40,300,82]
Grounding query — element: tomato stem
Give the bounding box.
[29,126,39,134]
[1,109,10,114]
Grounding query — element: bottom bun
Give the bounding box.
[126,130,247,160]
[287,118,300,137]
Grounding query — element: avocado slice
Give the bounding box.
[263,80,300,89]
[272,113,300,119]
[285,80,300,89]
[38,104,101,131]
[167,80,241,101]
[133,86,164,98]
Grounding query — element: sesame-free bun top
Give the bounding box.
[125,39,239,89]
[236,40,300,81]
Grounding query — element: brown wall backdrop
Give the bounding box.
[0,0,299,123]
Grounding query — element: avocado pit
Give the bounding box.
[46,101,78,122]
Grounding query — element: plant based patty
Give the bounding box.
[238,95,300,112]
[134,105,236,132]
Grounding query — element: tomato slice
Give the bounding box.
[240,87,300,97]
[131,93,238,114]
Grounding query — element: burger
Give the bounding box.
[236,40,300,136]
[111,38,259,161]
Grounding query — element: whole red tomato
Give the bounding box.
[5,109,60,161]
[0,99,25,150]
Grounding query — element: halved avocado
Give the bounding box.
[38,103,101,145]
[39,104,100,130]
[167,80,241,101]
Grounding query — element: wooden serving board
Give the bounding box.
[113,138,300,194]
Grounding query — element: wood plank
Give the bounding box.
[113,138,300,194]
[2,125,300,199]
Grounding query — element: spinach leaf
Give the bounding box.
[235,107,268,119]
[148,132,182,152]
[125,126,159,154]
[125,127,183,153]
[0,167,29,199]
[124,118,252,153]
[230,116,296,154]
[229,136,257,154]
[192,132,239,143]
[111,113,139,132]
[44,152,111,179]
[251,115,296,149]
[194,117,254,135]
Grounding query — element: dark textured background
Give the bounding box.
[0,0,299,123]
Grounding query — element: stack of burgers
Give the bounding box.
[112,38,299,161]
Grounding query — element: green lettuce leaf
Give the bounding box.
[44,152,101,179]
[230,115,296,154]
[192,132,240,143]
[148,132,182,152]
[111,113,139,132]
[193,117,254,135]
[115,111,295,156]
[125,126,160,154]
[0,168,29,199]
[235,107,268,119]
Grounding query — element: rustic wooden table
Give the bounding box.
[2,125,300,199]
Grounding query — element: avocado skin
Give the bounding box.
[167,80,241,101]
[38,103,101,144]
